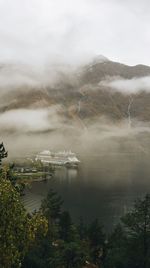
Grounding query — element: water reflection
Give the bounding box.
[54,167,77,182]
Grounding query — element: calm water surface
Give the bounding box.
[23,148,150,231]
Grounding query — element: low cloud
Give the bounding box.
[0,106,63,133]
[0,64,77,96]
[100,76,150,94]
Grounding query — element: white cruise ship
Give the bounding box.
[35,150,80,167]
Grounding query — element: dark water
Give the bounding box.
[23,147,150,232]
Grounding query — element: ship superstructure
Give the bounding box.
[35,150,80,167]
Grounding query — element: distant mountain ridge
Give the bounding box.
[80,59,150,84]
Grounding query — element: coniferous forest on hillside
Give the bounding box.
[1,146,150,268]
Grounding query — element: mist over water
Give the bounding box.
[22,141,150,231]
[11,121,150,231]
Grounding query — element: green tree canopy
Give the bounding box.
[0,145,48,267]
[104,194,150,268]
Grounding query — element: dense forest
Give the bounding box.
[1,146,150,268]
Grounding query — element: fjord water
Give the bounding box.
[22,131,150,231]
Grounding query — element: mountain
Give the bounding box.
[0,57,150,133]
[77,59,150,122]
[80,59,150,84]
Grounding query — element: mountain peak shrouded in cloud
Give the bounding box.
[83,55,110,72]
[90,55,109,65]
[0,57,149,94]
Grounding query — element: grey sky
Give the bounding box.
[0,0,150,66]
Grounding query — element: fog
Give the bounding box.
[1,71,150,226]
[0,69,149,163]
[0,0,150,66]
[100,76,150,94]
[1,0,150,228]
[0,0,150,217]
[2,113,150,162]
[0,63,76,91]
[8,113,150,229]
[0,106,64,133]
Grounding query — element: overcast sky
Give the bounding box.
[0,0,150,66]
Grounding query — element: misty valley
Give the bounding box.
[1,1,150,267]
[4,123,150,232]
[1,56,150,267]
[1,57,150,231]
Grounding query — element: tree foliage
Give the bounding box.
[0,177,48,267]
[104,194,150,268]
[0,142,7,165]
[0,145,48,267]
[23,189,93,268]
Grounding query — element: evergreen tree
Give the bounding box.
[59,211,74,242]
[88,219,106,266]
[24,190,90,268]
[105,194,150,268]
[23,189,63,267]
[41,188,63,222]
[78,217,88,240]
[122,194,150,268]
[104,224,128,268]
